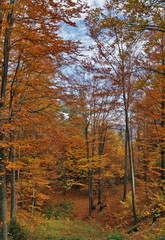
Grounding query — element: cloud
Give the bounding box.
[88,0,105,7]
[59,0,106,59]
[60,0,105,42]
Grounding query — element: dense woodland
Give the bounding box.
[0,0,164,239]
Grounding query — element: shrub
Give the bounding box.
[9,220,27,240]
[42,201,76,220]
[107,232,124,240]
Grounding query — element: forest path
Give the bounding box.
[52,184,133,228]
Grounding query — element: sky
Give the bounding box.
[88,0,105,7]
[59,0,105,44]
[58,0,106,78]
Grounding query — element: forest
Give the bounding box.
[0,0,164,239]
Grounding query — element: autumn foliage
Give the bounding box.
[0,0,164,239]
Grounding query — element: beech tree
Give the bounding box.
[85,4,146,223]
[63,55,120,214]
[111,0,165,184]
[113,0,165,194]
[65,70,97,215]
[0,0,85,239]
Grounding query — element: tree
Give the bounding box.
[62,60,115,214]
[121,0,165,189]
[0,0,85,238]
[85,5,146,223]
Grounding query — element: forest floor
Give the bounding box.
[15,183,165,240]
[49,183,165,240]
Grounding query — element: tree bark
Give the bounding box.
[31,127,36,219]
[1,0,16,102]
[122,81,138,224]
[137,125,141,165]
[90,110,96,210]
[98,167,102,205]
[9,130,16,230]
[85,126,92,216]
[161,84,165,184]
[161,34,165,186]
[98,135,105,205]
[0,1,3,38]
[0,2,16,239]
[85,123,94,216]
[97,121,107,205]
[123,131,128,201]
[0,139,7,240]
[9,58,20,229]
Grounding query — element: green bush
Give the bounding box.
[42,201,76,220]
[106,232,124,240]
[9,220,27,240]
[56,237,82,240]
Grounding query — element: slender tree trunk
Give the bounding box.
[9,59,20,229]
[144,160,148,196]
[18,126,24,209]
[98,167,102,205]
[98,143,103,205]
[161,84,165,183]
[0,2,16,238]
[31,173,36,219]
[88,170,94,215]
[130,128,135,168]
[161,35,165,188]
[85,125,92,216]
[90,111,96,210]
[97,127,106,205]
[20,128,26,209]
[137,125,140,165]
[31,126,36,219]
[123,131,128,201]
[0,133,7,240]
[0,1,3,38]
[90,171,95,210]
[126,115,137,224]
[1,0,16,101]
[17,127,21,185]
[122,78,138,224]
[9,131,16,228]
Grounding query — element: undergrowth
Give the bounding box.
[23,217,124,240]
[42,201,76,220]
[8,220,28,240]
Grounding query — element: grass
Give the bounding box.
[27,219,124,240]
[14,200,125,240]
[41,201,76,220]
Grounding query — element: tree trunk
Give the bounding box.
[31,176,35,219]
[9,131,16,230]
[0,2,16,238]
[130,128,135,168]
[98,167,102,205]
[123,131,128,201]
[0,138,7,240]
[9,58,20,229]
[161,35,165,188]
[98,144,103,205]
[31,126,36,219]
[1,0,16,102]
[10,148,16,224]
[97,127,106,205]
[0,1,3,38]
[126,114,137,224]
[90,111,96,210]
[122,78,138,224]
[137,125,141,165]
[85,125,93,216]
[161,83,165,184]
